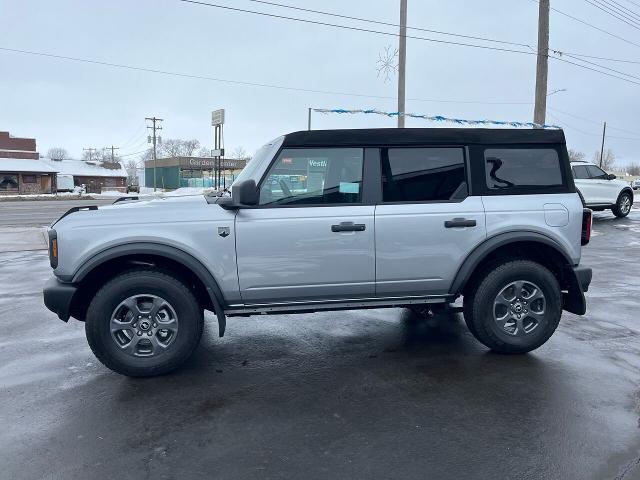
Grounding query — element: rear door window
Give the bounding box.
[484,148,564,192]
[382,148,467,202]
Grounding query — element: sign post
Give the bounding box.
[211,109,225,189]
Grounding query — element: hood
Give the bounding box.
[53,195,228,229]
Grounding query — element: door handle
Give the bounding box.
[444,218,477,228]
[331,222,366,232]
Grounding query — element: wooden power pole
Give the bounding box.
[599,122,607,168]
[397,0,408,128]
[145,117,163,192]
[534,0,550,126]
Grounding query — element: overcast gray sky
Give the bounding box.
[1,0,639,165]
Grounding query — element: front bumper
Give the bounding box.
[43,276,78,322]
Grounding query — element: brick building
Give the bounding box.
[0,131,57,195]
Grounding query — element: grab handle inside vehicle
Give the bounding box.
[331,222,366,232]
[444,218,477,228]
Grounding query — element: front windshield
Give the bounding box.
[231,136,284,187]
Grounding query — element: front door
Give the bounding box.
[375,147,486,296]
[235,147,375,304]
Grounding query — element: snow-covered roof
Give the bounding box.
[40,158,128,178]
[0,158,59,173]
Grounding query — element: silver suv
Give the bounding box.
[43,128,593,377]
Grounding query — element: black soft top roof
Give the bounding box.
[282,128,566,148]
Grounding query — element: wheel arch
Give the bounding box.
[68,242,227,336]
[620,187,634,203]
[450,232,574,297]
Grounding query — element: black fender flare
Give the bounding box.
[449,231,574,296]
[70,242,227,337]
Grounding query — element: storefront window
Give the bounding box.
[0,174,19,191]
[22,174,37,183]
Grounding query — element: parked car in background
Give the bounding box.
[571,161,634,217]
[126,179,140,194]
[632,178,640,190]
[56,174,75,193]
[44,128,592,376]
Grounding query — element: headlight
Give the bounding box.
[48,229,58,269]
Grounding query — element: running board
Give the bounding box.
[225,295,454,316]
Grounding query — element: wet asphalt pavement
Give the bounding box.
[1,210,639,479]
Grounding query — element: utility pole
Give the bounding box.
[145,117,163,192]
[83,148,97,161]
[599,122,607,168]
[534,0,550,127]
[308,108,312,131]
[397,0,408,128]
[104,145,120,162]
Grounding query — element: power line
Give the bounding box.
[181,0,640,79]
[247,0,640,65]
[619,0,640,9]
[246,0,534,49]
[583,0,640,31]
[550,54,640,86]
[0,46,534,104]
[605,0,640,20]
[548,107,640,135]
[177,0,538,56]
[595,0,640,23]
[530,0,640,49]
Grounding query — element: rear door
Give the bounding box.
[235,147,376,304]
[375,147,486,296]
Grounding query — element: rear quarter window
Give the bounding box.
[484,148,565,193]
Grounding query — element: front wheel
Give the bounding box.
[612,192,632,218]
[464,260,562,354]
[85,269,204,377]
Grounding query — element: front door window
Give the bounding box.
[259,148,364,206]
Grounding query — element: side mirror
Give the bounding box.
[608,173,617,180]
[231,179,259,206]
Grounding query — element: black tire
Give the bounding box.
[85,269,204,377]
[612,191,632,218]
[464,260,562,354]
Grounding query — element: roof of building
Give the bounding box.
[41,158,128,178]
[282,128,566,148]
[0,158,59,173]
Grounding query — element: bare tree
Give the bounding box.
[593,149,616,171]
[182,139,200,156]
[627,162,640,176]
[157,138,201,157]
[197,146,210,157]
[47,147,68,160]
[567,149,585,162]
[231,146,249,160]
[124,159,140,170]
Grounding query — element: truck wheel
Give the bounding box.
[612,191,632,218]
[464,260,561,354]
[85,269,204,377]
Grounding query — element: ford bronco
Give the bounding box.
[43,128,593,376]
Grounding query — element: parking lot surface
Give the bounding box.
[0,208,639,479]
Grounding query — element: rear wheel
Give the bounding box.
[612,191,632,218]
[464,260,562,354]
[85,269,204,377]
